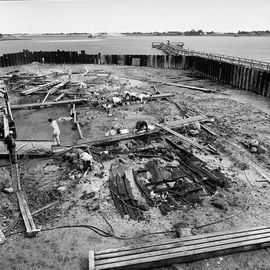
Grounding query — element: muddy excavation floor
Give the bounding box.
[1,63,270,270]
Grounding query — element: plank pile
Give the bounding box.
[90,226,270,270]
[20,80,59,95]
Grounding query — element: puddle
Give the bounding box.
[13,107,79,143]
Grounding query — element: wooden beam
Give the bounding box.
[156,123,203,150]
[5,90,13,120]
[42,89,52,104]
[54,93,65,102]
[10,99,87,110]
[16,190,40,237]
[186,113,217,137]
[3,114,9,138]
[11,163,21,191]
[89,250,95,270]
[163,82,214,93]
[150,93,174,99]
[76,122,84,139]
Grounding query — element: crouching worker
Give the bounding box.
[80,151,94,171]
[4,131,17,164]
[135,120,148,133]
[48,118,61,146]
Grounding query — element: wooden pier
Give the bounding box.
[0,47,269,97]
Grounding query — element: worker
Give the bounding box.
[135,121,148,132]
[4,131,16,164]
[48,118,61,146]
[80,151,93,170]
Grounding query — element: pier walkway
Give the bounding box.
[152,42,270,71]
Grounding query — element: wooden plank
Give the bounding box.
[3,114,9,138]
[95,235,270,270]
[11,163,21,191]
[163,82,214,93]
[5,91,13,120]
[0,140,52,157]
[150,93,174,99]
[95,227,270,260]
[95,232,270,265]
[10,99,87,110]
[16,190,40,236]
[54,93,65,102]
[42,89,52,104]
[156,124,203,150]
[89,250,95,270]
[76,122,84,139]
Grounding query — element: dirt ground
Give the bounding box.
[1,63,270,270]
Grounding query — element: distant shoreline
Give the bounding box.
[0,38,31,41]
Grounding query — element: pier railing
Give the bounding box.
[152,42,270,71]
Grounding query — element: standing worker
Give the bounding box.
[48,118,61,146]
[4,131,16,164]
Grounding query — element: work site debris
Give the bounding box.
[109,160,145,220]
[132,138,230,215]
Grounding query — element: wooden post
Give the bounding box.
[266,73,270,97]
[245,68,251,91]
[253,69,259,94]
[262,71,269,97]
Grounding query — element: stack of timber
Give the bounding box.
[41,80,69,103]
[90,226,270,270]
[109,161,144,220]
[20,80,60,95]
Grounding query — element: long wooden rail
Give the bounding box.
[3,111,40,236]
[90,225,270,270]
[152,42,270,71]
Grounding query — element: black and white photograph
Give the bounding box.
[0,0,270,269]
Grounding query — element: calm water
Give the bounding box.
[0,35,270,62]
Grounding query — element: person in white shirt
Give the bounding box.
[48,118,61,146]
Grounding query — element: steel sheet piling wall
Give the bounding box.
[0,50,269,97]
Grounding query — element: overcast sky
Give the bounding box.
[0,0,269,34]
